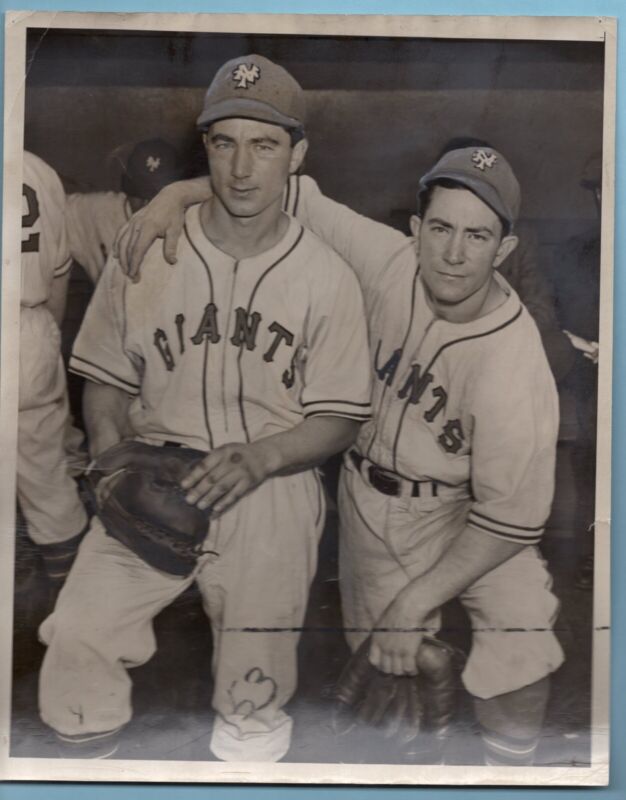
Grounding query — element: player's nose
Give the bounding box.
[231,145,253,179]
[443,232,465,264]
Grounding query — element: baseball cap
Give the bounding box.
[121,138,182,201]
[197,54,306,133]
[418,146,521,229]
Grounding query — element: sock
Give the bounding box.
[39,520,90,585]
[480,725,540,766]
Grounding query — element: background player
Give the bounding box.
[18,152,89,592]
[66,138,182,284]
[556,153,603,591]
[37,55,372,762]
[119,146,565,766]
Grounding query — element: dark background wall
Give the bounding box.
[24,29,604,243]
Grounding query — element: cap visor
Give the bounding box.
[419,169,513,225]
[122,168,185,201]
[197,98,303,131]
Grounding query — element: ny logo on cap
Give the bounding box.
[232,63,261,89]
[146,156,161,173]
[472,149,497,171]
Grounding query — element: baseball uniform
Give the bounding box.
[18,152,88,547]
[65,191,132,283]
[287,174,564,700]
[39,208,372,761]
[66,139,182,284]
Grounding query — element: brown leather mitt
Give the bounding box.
[333,635,459,747]
[89,440,212,577]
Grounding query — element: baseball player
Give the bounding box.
[37,55,372,762]
[121,146,565,766]
[65,138,182,284]
[434,138,575,384]
[18,152,90,587]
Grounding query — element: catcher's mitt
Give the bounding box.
[88,440,212,577]
[333,635,460,752]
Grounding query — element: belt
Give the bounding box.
[349,450,439,499]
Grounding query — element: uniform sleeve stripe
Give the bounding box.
[68,364,141,396]
[53,257,73,277]
[70,355,140,391]
[304,410,372,421]
[304,404,372,416]
[468,518,543,544]
[67,366,106,384]
[470,509,545,532]
[303,400,372,408]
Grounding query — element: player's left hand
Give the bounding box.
[180,441,281,515]
[369,600,427,677]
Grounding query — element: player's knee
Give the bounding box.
[39,603,111,651]
[416,640,455,681]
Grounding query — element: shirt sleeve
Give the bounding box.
[467,328,559,545]
[288,174,410,293]
[69,256,142,396]
[66,192,129,284]
[299,246,372,422]
[22,152,71,301]
[53,256,73,278]
[40,157,70,279]
[48,176,71,279]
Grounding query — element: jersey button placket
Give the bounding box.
[220,260,240,437]
[385,317,439,474]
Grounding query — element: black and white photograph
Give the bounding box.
[0,11,614,786]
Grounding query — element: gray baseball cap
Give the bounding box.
[418,146,521,228]
[197,54,306,133]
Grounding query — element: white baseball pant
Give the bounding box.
[338,458,564,700]
[39,468,325,761]
[18,306,88,545]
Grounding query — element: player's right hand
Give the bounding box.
[563,329,599,364]
[113,192,185,281]
[370,598,424,676]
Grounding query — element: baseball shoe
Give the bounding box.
[403,732,448,765]
[55,726,123,759]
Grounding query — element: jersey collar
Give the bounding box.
[185,203,302,266]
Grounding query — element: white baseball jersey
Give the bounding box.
[21,151,72,307]
[70,207,372,448]
[291,175,559,545]
[65,191,132,283]
[18,153,88,546]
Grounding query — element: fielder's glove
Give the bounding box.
[88,440,213,577]
[333,635,459,750]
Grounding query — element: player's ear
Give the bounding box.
[409,215,422,241]
[493,234,519,268]
[289,138,308,174]
[202,132,209,151]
